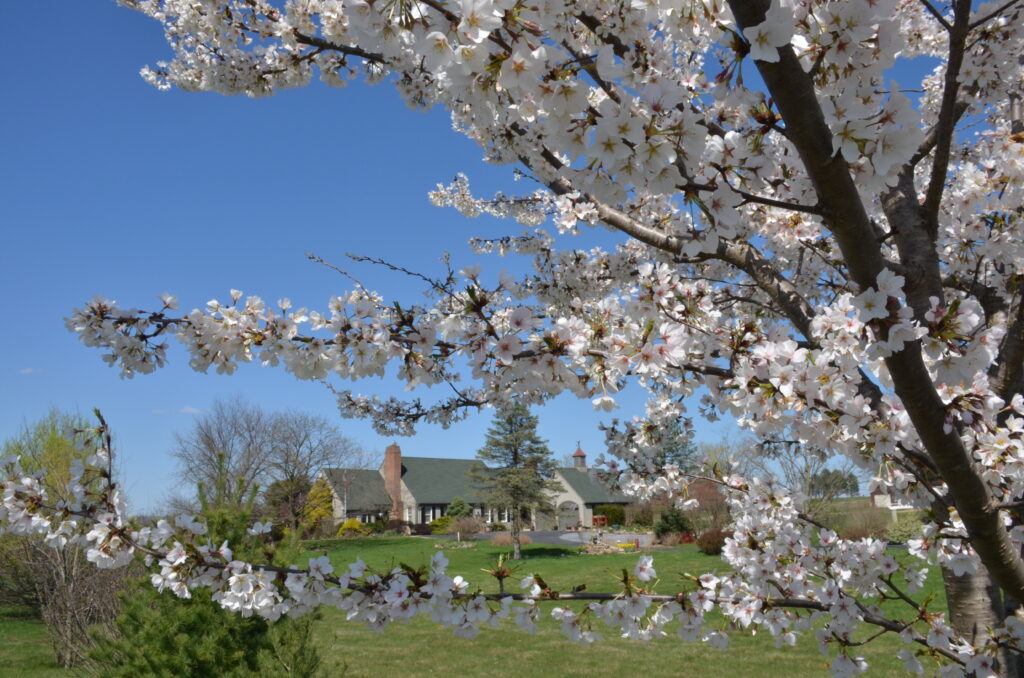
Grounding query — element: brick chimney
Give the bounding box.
[572,444,586,470]
[383,443,404,521]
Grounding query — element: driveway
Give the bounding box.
[518,530,655,548]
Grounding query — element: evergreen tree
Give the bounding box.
[86,487,324,677]
[446,496,473,518]
[649,419,700,472]
[470,401,561,560]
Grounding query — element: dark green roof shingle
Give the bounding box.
[399,457,485,504]
[322,468,390,513]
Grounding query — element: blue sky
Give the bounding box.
[0,3,742,512]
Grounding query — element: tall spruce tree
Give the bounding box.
[470,401,560,560]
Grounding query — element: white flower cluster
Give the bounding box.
[42,0,1024,673]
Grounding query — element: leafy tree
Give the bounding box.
[0,410,136,667]
[809,469,860,499]
[470,401,561,559]
[14,0,1024,673]
[263,476,313,530]
[299,476,336,538]
[446,496,473,518]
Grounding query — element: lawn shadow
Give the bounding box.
[517,546,580,559]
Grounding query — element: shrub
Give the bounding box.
[653,507,692,542]
[429,515,452,534]
[659,532,696,547]
[835,505,890,540]
[447,516,484,536]
[625,502,657,527]
[696,528,728,555]
[383,519,409,534]
[685,480,729,532]
[491,533,532,547]
[489,522,507,532]
[446,497,473,518]
[299,477,335,538]
[885,515,924,544]
[410,523,433,535]
[336,517,370,538]
[594,504,625,527]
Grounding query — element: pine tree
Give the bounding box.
[470,401,561,560]
[446,496,472,518]
[85,488,325,677]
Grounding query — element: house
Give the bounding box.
[322,443,629,529]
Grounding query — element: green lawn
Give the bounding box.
[0,537,947,677]
[0,607,68,678]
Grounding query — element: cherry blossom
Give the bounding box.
[10,0,1024,673]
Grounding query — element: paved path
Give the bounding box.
[513,530,655,547]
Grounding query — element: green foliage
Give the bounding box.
[649,420,700,472]
[471,401,562,558]
[593,504,625,527]
[86,495,324,677]
[0,410,138,669]
[446,497,473,518]
[653,507,692,541]
[429,515,452,535]
[300,477,335,537]
[1,409,98,502]
[0,409,96,613]
[84,586,269,678]
[884,516,924,545]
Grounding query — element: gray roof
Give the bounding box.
[322,468,390,513]
[399,457,485,504]
[324,458,630,508]
[557,468,629,504]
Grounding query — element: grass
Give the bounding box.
[0,536,949,677]
[0,607,68,678]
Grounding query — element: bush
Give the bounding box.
[625,502,657,527]
[0,410,141,668]
[410,523,433,535]
[490,533,532,547]
[594,504,625,527]
[653,507,692,542]
[383,519,409,534]
[336,517,370,538]
[696,528,728,555]
[834,505,891,540]
[885,515,924,544]
[659,532,696,546]
[489,522,507,532]
[447,516,484,536]
[446,497,473,518]
[85,501,326,678]
[429,515,452,534]
[298,477,335,538]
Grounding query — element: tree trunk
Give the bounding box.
[941,566,1024,676]
[511,504,522,560]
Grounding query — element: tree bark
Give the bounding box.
[511,503,523,560]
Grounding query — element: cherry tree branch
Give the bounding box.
[921,0,973,229]
[727,0,1024,604]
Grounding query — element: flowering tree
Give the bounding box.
[2,0,1024,674]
